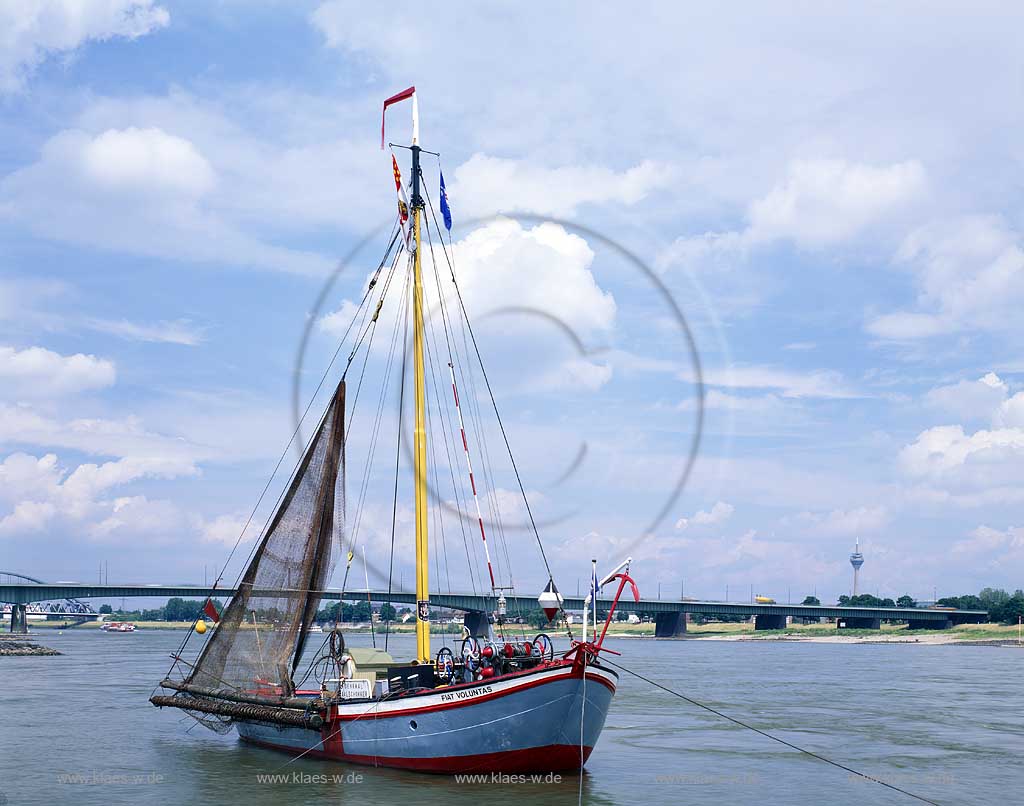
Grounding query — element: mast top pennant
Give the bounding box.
[381,86,418,148]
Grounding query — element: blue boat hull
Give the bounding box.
[236,661,616,773]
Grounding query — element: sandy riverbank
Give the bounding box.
[592,621,1023,644]
[675,622,1023,645]
[698,632,964,644]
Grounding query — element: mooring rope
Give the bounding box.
[603,658,941,805]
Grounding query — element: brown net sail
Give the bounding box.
[185,380,346,697]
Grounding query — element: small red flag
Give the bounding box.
[203,600,220,623]
[381,85,416,149]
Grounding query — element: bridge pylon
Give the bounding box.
[9,603,28,634]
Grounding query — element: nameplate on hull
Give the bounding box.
[338,679,372,699]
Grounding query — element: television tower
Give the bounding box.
[849,539,864,596]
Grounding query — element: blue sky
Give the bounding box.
[2,1,1024,605]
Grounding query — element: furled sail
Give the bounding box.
[185,380,346,696]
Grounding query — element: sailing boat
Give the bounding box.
[150,87,638,774]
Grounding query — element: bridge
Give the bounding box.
[0,581,987,635]
[0,572,98,633]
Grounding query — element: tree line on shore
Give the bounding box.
[99,598,225,622]
[802,588,1024,624]
[934,588,1024,623]
[101,598,403,623]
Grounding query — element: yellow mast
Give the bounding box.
[410,143,430,662]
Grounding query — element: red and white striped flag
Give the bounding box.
[392,154,411,242]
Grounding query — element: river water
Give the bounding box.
[1,629,1021,805]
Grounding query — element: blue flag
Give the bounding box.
[440,171,452,231]
[591,564,601,597]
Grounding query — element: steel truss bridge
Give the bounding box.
[0,581,987,635]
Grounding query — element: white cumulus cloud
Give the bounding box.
[746,159,926,248]
[792,506,890,537]
[660,159,927,271]
[0,0,169,93]
[899,424,1024,491]
[80,127,215,196]
[451,154,673,218]
[995,392,1024,429]
[0,125,330,275]
[195,512,252,546]
[318,219,616,392]
[924,372,1008,422]
[0,344,115,398]
[868,216,1024,340]
[953,525,1024,561]
[675,501,734,530]
[90,494,186,539]
[451,220,615,336]
[898,371,1024,506]
[0,450,198,541]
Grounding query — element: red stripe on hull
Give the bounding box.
[239,735,594,774]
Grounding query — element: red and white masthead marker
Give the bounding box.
[381,85,419,147]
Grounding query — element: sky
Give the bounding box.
[2,1,1024,606]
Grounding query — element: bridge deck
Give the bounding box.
[0,584,987,622]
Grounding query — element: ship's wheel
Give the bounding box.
[533,633,554,662]
[460,636,481,681]
[435,647,456,684]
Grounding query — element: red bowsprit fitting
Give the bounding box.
[562,571,639,671]
[595,572,640,648]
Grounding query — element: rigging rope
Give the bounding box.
[421,314,455,596]
[163,221,403,684]
[603,658,941,806]
[423,312,478,596]
[423,207,528,638]
[420,212,484,595]
[428,218,514,589]
[384,261,412,653]
[422,182,573,639]
[422,216,502,595]
[347,248,409,554]
[424,213,527,638]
